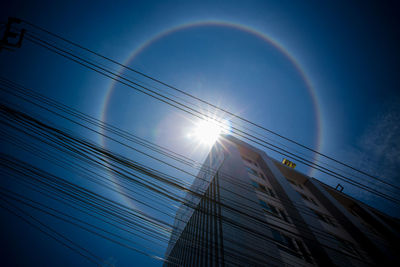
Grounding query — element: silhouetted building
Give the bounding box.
[164,135,399,266]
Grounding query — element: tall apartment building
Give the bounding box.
[164,135,399,266]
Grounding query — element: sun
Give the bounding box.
[189,118,230,146]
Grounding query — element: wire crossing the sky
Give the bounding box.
[1,18,399,266]
[17,18,398,191]
[0,78,398,208]
[0,101,376,266]
[17,29,400,198]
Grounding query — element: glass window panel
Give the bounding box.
[246,167,258,176]
[269,204,279,216]
[259,200,269,210]
[251,180,259,188]
[280,209,290,223]
[267,188,275,198]
[271,228,283,243]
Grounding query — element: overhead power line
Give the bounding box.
[19,32,400,199]
[18,18,397,191]
[0,78,398,216]
[1,18,398,266]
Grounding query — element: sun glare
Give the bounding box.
[189,118,230,146]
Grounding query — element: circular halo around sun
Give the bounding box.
[99,21,322,208]
[100,21,322,168]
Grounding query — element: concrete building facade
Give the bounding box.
[164,135,399,266]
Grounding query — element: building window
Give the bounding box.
[294,239,313,263]
[287,178,305,190]
[310,209,336,227]
[350,208,359,217]
[243,157,253,165]
[262,202,277,217]
[279,208,291,223]
[299,192,309,201]
[270,229,309,260]
[331,234,359,256]
[259,200,279,217]
[258,183,267,192]
[308,197,319,206]
[267,187,275,198]
[323,215,335,226]
[298,192,319,206]
[268,204,280,217]
[251,180,259,188]
[247,166,266,180]
[259,201,292,224]
[259,200,269,210]
[246,166,259,177]
[242,156,258,167]
[251,180,262,190]
[252,181,276,198]
[312,209,326,221]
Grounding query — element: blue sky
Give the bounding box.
[1,0,399,266]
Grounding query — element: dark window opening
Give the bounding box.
[279,209,290,223]
[270,229,304,259]
[246,167,258,177]
[267,188,275,198]
[331,234,359,256]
